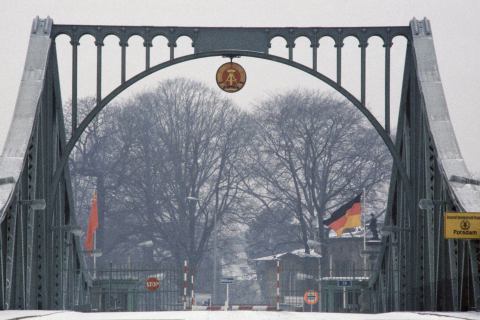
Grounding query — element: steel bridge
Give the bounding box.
[0,16,479,312]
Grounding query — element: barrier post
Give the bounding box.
[277,260,280,310]
[191,268,194,310]
[184,261,187,311]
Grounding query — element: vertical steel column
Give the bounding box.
[448,238,459,310]
[168,35,176,61]
[359,38,367,106]
[36,98,47,310]
[423,132,437,310]
[70,38,78,133]
[407,42,422,311]
[468,240,480,310]
[384,35,392,135]
[288,29,294,62]
[51,48,65,309]
[0,218,5,308]
[120,29,127,84]
[44,53,56,309]
[95,37,103,105]
[312,31,318,72]
[144,28,152,70]
[25,128,38,309]
[335,30,343,85]
[4,204,18,309]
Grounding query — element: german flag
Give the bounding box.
[323,194,362,237]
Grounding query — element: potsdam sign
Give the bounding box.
[444,212,480,239]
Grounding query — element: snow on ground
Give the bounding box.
[1,310,480,320]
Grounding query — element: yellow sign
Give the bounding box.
[444,212,480,239]
[216,62,246,93]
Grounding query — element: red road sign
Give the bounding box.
[146,277,160,291]
[304,290,318,305]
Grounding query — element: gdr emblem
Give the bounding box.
[460,220,470,230]
[216,62,246,93]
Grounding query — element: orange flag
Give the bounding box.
[85,191,98,255]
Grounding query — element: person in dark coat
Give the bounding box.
[368,213,379,240]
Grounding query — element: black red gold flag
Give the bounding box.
[323,194,362,237]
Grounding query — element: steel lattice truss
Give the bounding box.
[0,16,479,311]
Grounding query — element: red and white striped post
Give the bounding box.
[191,268,194,310]
[184,261,187,311]
[277,260,280,310]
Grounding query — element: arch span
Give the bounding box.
[49,49,413,209]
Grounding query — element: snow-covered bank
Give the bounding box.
[1,310,479,320]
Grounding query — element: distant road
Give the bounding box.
[1,310,480,320]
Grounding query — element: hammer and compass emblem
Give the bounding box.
[216,62,246,93]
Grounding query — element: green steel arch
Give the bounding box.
[49,50,413,214]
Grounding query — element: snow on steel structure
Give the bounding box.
[0,18,91,310]
[0,16,478,311]
[369,19,480,312]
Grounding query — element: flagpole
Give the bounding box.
[363,188,366,277]
[93,231,97,279]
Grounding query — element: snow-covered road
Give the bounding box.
[1,310,479,320]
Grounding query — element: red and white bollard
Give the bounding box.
[184,261,187,311]
[277,260,280,311]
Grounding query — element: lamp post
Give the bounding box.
[213,209,217,306]
[186,197,217,305]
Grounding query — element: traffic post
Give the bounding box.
[221,277,235,310]
[304,290,318,312]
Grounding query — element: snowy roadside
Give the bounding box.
[1,310,480,320]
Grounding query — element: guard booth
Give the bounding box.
[319,277,368,312]
[90,278,139,311]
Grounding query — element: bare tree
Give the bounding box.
[64,97,131,266]
[246,89,391,254]
[108,78,253,291]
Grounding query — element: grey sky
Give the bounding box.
[1,0,479,174]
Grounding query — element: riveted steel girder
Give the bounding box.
[0,17,91,311]
[369,18,480,312]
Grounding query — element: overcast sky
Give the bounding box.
[1,0,479,175]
